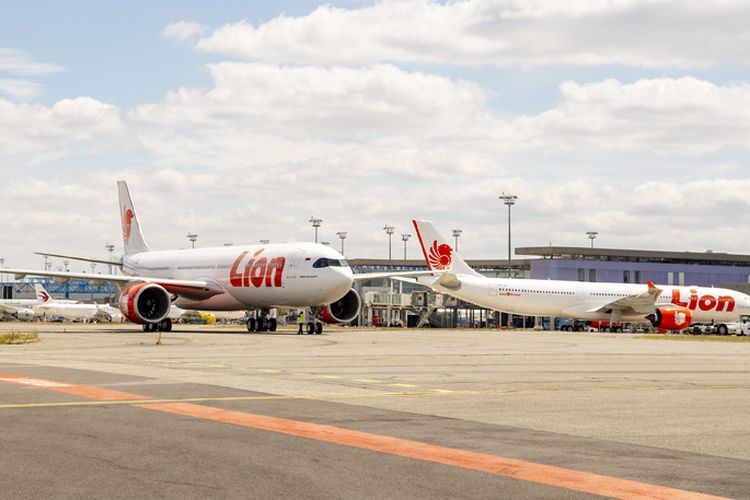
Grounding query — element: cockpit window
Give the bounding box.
[313,258,348,268]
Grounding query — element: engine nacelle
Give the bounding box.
[646,306,692,331]
[118,283,171,325]
[15,308,35,321]
[312,288,361,325]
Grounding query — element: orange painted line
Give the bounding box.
[138,402,724,500]
[0,374,147,401]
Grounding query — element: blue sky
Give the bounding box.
[2,1,750,269]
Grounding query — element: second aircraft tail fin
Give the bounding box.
[33,283,54,303]
[117,180,151,255]
[412,220,480,277]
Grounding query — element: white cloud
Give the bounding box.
[0,97,123,158]
[512,77,750,155]
[0,48,63,76]
[131,62,495,150]
[195,0,750,68]
[161,21,208,43]
[0,78,43,99]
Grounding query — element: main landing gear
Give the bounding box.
[305,321,323,335]
[246,310,278,333]
[142,318,172,332]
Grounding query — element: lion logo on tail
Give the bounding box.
[123,208,134,245]
[428,240,452,270]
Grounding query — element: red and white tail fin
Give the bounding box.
[117,180,151,255]
[33,283,54,303]
[412,220,480,277]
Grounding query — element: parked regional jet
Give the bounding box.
[410,220,750,333]
[3,181,429,334]
[32,284,120,322]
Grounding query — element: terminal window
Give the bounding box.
[578,268,585,281]
[678,272,685,286]
[634,271,641,283]
[667,272,674,285]
[588,269,596,282]
[623,270,630,283]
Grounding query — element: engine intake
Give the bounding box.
[646,306,692,331]
[313,288,361,325]
[15,308,34,321]
[118,283,171,325]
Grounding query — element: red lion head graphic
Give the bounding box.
[123,208,134,245]
[428,240,452,270]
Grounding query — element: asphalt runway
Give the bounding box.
[1,324,749,499]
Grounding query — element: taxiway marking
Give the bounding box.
[0,372,726,500]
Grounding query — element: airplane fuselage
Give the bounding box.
[427,275,750,323]
[121,242,353,311]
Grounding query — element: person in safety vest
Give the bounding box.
[297,310,305,335]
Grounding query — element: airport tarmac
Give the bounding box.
[1,323,749,499]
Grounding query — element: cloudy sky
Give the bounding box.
[2,0,750,270]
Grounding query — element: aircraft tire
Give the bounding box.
[247,318,256,332]
[269,318,277,332]
[306,322,315,335]
[258,317,268,332]
[717,324,729,335]
[142,324,151,333]
[315,323,323,335]
[159,318,172,332]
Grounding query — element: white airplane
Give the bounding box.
[0,284,54,321]
[410,220,750,333]
[32,284,120,322]
[4,181,428,334]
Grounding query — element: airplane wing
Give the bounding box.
[34,251,121,267]
[588,281,662,315]
[352,269,444,283]
[0,303,24,315]
[2,268,225,301]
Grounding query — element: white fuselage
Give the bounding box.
[426,275,750,323]
[121,242,353,311]
[35,302,102,321]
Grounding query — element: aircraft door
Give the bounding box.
[285,250,304,280]
[489,284,498,296]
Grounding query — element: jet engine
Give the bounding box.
[312,289,361,324]
[118,283,171,325]
[15,308,34,321]
[646,306,692,331]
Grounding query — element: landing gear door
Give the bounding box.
[286,249,304,280]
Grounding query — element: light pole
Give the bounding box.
[586,231,598,248]
[337,232,347,255]
[401,234,411,259]
[186,233,198,249]
[499,193,518,279]
[309,217,322,243]
[0,258,4,284]
[383,225,395,260]
[105,243,115,274]
[452,229,462,252]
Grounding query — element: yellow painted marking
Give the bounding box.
[0,389,468,410]
[353,379,381,383]
[388,383,418,388]
[316,375,341,379]
[257,369,281,373]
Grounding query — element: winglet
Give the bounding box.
[647,280,656,289]
[647,280,662,300]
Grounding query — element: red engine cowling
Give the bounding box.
[646,306,692,331]
[312,288,361,325]
[118,283,171,325]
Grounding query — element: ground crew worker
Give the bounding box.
[297,310,305,334]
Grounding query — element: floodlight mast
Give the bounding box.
[309,217,322,243]
[586,231,599,248]
[499,193,518,279]
[383,225,395,261]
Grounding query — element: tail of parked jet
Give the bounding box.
[33,283,53,303]
[117,180,151,255]
[412,220,480,277]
